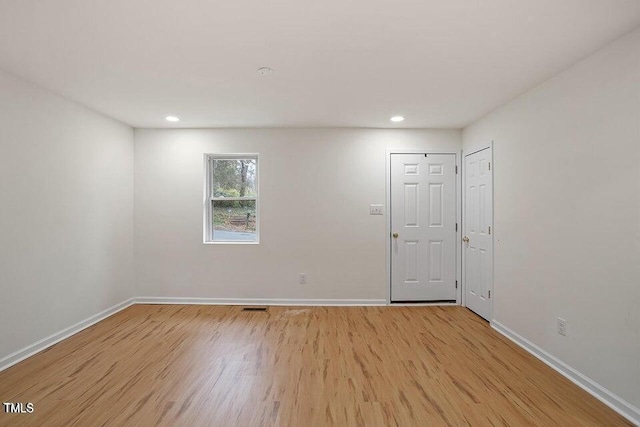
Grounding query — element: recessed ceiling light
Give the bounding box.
[165,116,180,122]
[257,67,274,75]
[390,116,405,122]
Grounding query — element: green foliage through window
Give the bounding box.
[207,155,258,242]
[213,159,257,198]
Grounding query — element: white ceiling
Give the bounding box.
[0,0,639,129]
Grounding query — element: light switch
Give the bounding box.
[369,204,384,215]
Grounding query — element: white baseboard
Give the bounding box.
[491,320,640,426]
[134,297,388,306]
[390,302,458,306]
[0,298,135,373]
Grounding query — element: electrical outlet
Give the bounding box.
[557,317,567,336]
[369,204,384,215]
[299,273,307,284]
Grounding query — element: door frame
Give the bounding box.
[385,149,462,305]
[461,141,494,319]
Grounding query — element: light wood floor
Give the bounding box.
[0,305,630,426]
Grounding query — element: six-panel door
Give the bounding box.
[391,154,457,302]
[463,147,493,320]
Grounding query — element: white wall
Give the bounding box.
[0,70,135,361]
[463,29,640,410]
[134,128,460,301]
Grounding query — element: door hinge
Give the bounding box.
[455,165,458,174]
[488,226,491,235]
[455,223,458,232]
[488,162,491,171]
[455,280,458,289]
[488,290,491,298]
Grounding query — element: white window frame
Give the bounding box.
[203,153,260,244]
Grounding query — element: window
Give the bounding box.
[204,154,259,243]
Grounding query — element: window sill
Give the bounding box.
[203,241,260,245]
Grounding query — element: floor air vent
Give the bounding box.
[242,307,268,312]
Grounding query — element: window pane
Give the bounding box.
[213,159,257,198]
[212,200,257,242]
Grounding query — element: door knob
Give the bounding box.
[462,236,469,243]
[392,232,399,238]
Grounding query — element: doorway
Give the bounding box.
[389,153,458,302]
[462,146,493,320]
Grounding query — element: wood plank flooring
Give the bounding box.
[0,305,631,426]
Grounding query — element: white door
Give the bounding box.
[463,147,493,320]
[391,154,457,302]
